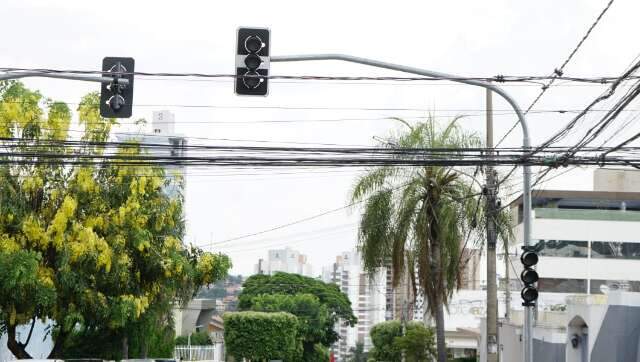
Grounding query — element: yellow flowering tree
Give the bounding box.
[0,82,231,359]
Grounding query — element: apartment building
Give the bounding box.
[254,246,314,277]
[322,251,386,361]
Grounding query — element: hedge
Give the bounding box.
[224,311,301,361]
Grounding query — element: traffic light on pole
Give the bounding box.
[235,27,270,96]
[100,57,135,118]
[520,247,539,306]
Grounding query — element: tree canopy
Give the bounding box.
[0,82,231,359]
[239,272,356,345]
[351,117,512,361]
[369,320,436,362]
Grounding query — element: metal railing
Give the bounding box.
[174,345,221,361]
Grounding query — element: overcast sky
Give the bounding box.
[3,0,640,275]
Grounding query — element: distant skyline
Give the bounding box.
[3,0,640,274]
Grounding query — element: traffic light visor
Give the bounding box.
[521,251,538,267]
[521,287,538,302]
[245,36,263,53]
[521,269,539,284]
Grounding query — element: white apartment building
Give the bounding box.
[254,247,314,277]
[508,169,640,309]
[322,251,386,361]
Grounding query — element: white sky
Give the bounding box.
[3,0,640,275]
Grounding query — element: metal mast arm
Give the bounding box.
[0,71,130,85]
[272,53,533,362]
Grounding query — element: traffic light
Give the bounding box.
[235,27,270,96]
[520,247,539,306]
[100,57,135,118]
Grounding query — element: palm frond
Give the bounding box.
[358,188,394,276]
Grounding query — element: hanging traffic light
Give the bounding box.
[100,57,135,118]
[520,247,539,306]
[235,27,270,96]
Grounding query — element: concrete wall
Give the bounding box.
[515,216,640,244]
[594,169,640,192]
[590,305,640,362]
[496,322,521,362]
[533,339,565,362]
[494,322,566,362]
[173,299,218,336]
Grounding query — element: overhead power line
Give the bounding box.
[496,0,617,146]
[3,139,640,168]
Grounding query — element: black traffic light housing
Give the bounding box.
[100,57,135,118]
[520,247,539,307]
[235,27,270,96]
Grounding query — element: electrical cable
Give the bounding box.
[495,0,617,147]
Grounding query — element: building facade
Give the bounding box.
[509,169,640,309]
[481,291,640,362]
[254,246,314,277]
[482,168,640,361]
[322,251,386,361]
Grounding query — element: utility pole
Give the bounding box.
[401,297,407,362]
[485,88,499,362]
[504,249,511,321]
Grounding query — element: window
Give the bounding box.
[591,241,640,259]
[538,278,587,293]
[536,239,588,258]
[590,279,640,294]
[359,274,366,294]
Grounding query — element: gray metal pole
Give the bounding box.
[486,88,499,362]
[0,71,129,85]
[271,54,533,362]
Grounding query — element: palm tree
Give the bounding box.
[351,116,509,362]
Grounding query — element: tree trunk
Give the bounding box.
[7,324,32,359]
[434,295,447,362]
[143,339,149,359]
[47,328,68,359]
[430,229,447,362]
[122,335,129,360]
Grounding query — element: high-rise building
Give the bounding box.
[253,247,314,277]
[322,251,386,361]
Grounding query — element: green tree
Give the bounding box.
[369,321,436,362]
[0,82,231,358]
[175,330,212,346]
[248,293,330,360]
[351,117,511,362]
[224,311,301,362]
[239,272,356,346]
[348,341,367,362]
[394,323,436,361]
[369,320,403,361]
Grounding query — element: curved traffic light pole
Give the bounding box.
[271,53,534,362]
[0,70,129,85]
